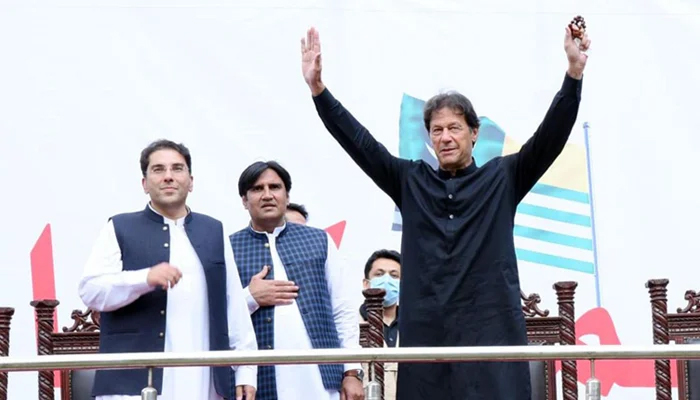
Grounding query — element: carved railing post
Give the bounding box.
[0,307,15,400]
[676,289,700,314]
[521,290,550,318]
[646,279,672,400]
[63,309,100,333]
[362,288,385,400]
[554,281,578,400]
[359,322,370,348]
[30,300,59,400]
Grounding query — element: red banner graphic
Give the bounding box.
[555,307,677,396]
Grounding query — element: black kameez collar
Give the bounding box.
[436,158,479,179]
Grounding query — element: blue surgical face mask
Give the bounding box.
[369,274,400,307]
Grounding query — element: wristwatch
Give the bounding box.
[343,369,364,382]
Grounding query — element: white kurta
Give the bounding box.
[79,207,258,400]
[242,224,362,400]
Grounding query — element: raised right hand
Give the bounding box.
[564,23,591,80]
[301,27,325,96]
[249,265,299,307]
[147,262,183,290]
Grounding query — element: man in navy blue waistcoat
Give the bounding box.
[79,139,258,400]
[229,160,365,400]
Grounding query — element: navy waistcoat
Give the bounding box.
[92,205,233,398]
[230,223,343,400]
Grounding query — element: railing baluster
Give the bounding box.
[141,367,157,400]
[585,359,601,400]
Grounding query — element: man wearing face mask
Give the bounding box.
[359,249,401,400]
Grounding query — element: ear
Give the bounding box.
[241,195,249,210]
[188,175,194,192]
[141,177,148,194]
[471,127,480,148]
[362,279,370,290]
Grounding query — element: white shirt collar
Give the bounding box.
[250,221,287,238]
[148,203,188,226]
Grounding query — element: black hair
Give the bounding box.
[238,160,292,197]
[140,139,192,177]
[423,91,480,132]
[364,249,401,279]
[287,202,308,220]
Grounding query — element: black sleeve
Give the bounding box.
[506,73,583,203]
[312,88,411,206]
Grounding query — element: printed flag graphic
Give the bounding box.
[394,93,599,293]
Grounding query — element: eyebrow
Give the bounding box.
[151,163,186,168]
[253,182,283,188]
[432,122,463,128]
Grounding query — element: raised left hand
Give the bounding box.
[235,384,256,400]
[340,376,365,400]
[564,24,591,79]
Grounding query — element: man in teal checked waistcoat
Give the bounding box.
[229,160,365,400]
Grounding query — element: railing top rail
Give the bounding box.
[1,344,700,372]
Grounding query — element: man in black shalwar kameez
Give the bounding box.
[300,24,591,400]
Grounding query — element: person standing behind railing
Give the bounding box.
[78,139,258,400]
[359,249,401,400]
[231,160,365,400]
[285,202,309,225]
[300,21,591,400]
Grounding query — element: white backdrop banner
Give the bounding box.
[0,0,699,399]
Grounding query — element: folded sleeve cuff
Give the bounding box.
[243,287,260,314]
[234,365,257,389]
[344,363,363,373]
[126,268,153,295]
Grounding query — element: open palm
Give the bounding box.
[301,27,323,92]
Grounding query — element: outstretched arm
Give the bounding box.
[509,23,591,203]
[301,27,410,206]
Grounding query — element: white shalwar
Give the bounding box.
[79,207,258,400]
[243,224,362,400]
